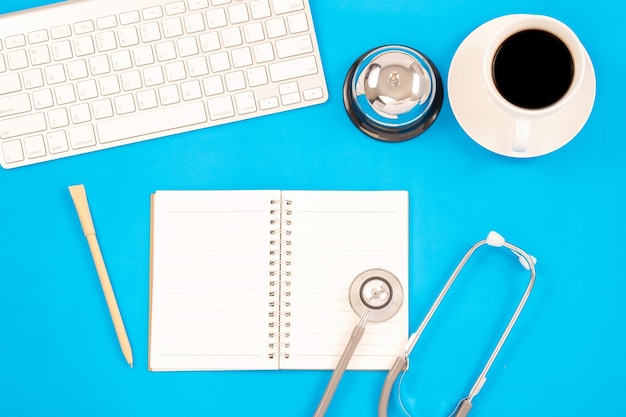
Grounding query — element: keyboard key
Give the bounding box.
[163,17,183,38]
[97,16,118,30]
[48,108,69,128]
[89,55,111,75]
[247,66,268,87]
[143,6,164,20]
[288,13,309,34]
[118,27,140,47]
[188,0,209,11]
[207,96,234,120]
[33,89,54,109]
[184,13,206,33]
[266,18,287,39]
[45,64,66,84]
[69,125,96,149]
[252,42,274,63]
[50,25,72,40]
[243,23,265,43]
[5,35,26,49]
[165,1,186,15]
[181,80,202,100]
[51,40,73,61]
[271,0,304,15]
[234,91,256,114]
[275,34,313,59]
[96,101,207,143]
[119,11,141,25]
[269,55,317,82]
[121,70,143,91]
[92,99,114,119]
[165,61,186,82]
[250,0,271,19]
[67,59,89,80]
[199,32,220,52]
[54,84,77,105]
[222,27,242,47]
[207,9,227,29]
[0,113,47,139]
[77,79,99,100]
[177,37,199,57]
[231,47,252,68]
[133,45,155,66]
[259,96,279,110]
[202,75,224,96]
[24,135,46,158]
[141,22,162,43]
[28,30,49,44]
[7,50,28,70]
[96,32,118,52]
[70,103,92,123]
[303,87,324,101]
[228,4,249,24]
[0,93,30,117]
[225,71,246,91]
[23,69,44,89]
[158,85,180,104]
[156,41,177,61]
[73,36,95,57]
[47,131,69,154]
[114,94,136,114]
[137,89,158,110]
[111,50,133,71]
[29,45,50,65]
[99,74,121,95]
[143,66,165,86]
[281,91,300,105]
[2,140,24,163]
[209,51,230,72]
[0,73,22,95]
[187,56,209,77]
[74,20,95,35]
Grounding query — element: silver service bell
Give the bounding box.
[343,45,443,142]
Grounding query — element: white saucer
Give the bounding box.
[447,15,596,158]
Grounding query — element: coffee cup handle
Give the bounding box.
[512,116,530,153]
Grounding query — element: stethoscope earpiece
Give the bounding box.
[378,231,536,417]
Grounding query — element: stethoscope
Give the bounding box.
[313,231,536,417]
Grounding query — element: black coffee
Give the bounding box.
[492,29,574,109]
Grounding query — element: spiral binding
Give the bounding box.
[268,198,293,361]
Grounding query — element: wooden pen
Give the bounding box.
[69,184,134,368]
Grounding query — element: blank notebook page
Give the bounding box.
[281,190,408,370]
[149,190,280,371]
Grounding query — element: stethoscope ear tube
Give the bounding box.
[377,355,408,417]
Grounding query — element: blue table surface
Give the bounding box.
[1,1,625,416]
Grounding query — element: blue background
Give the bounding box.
[1,1,624,416]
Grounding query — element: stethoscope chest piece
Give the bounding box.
[349,268,403,322]
[343,45,443,142]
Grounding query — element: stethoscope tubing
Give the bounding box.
[378,237,536,417]
[313,310,372,417]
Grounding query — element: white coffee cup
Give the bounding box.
[448,14,596,158]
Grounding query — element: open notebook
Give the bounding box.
[149,190,409,371]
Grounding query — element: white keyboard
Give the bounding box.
[0,0,328,169]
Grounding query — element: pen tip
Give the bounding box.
[130,362,134,368]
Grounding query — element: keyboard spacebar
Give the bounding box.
[96,102,208,144]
